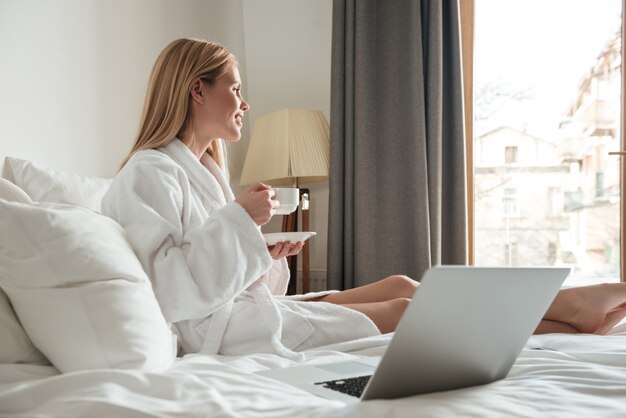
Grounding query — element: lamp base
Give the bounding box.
[281,187,310,295]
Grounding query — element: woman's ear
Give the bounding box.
[190,79,204,103]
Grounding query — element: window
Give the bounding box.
[595,171,605,197]
[504,146,518,163]
[466,0,623,285]
[548,187,563,216]
[503,187,518,217]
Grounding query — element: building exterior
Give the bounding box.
[474,30,621,279]
[558,29,621,277]
[474,127,569,267]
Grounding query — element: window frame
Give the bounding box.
[460,0,475,264]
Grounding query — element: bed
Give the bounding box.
[1,156,626,418]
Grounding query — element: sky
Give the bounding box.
[474,0,622,134]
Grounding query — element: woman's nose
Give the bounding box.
[241,99,250,112]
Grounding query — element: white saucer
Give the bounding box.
[263,231,317,246]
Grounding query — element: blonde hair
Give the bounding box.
[120,38,237,168]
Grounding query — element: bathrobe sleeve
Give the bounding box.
[248,258,289,295]
[102,152,273,323]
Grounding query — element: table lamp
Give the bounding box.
[240,109,330,294]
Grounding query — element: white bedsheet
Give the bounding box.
[1,330,626,418]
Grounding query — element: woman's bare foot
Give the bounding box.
[544,283,626,334]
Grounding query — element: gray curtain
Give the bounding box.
[327,0,467,290]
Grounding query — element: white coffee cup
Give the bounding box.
[273,187,299,215]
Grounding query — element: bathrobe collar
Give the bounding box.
[161,138,234,205]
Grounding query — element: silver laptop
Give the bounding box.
[257,266,569,403]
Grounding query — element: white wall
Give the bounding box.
[0,0,247,177]
[239,0,332,287]
[0,0,332,286]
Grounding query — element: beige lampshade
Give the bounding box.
[240,109,330,186]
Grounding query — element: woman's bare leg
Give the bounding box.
[535,307,626,335]
[315,275,418,305]
[313,275,626,335]
[308,276,416,334]
[534,319,578,334]
[543,283,626,334]
[341,298,412,334]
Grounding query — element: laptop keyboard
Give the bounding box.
[314,375,371,398]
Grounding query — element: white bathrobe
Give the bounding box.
[102,139,378,359]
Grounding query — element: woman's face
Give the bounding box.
[199,64,249,142]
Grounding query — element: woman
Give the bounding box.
[102,38,626,358]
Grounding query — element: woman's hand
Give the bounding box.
[268,241,304,260]
[235,183,278,226]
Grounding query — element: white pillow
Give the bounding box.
[0,289,50,365]
[3,156,112,212]
[0,178,49,365]
[0,177,32,204]
[0,199,176,373]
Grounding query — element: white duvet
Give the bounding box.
[2,329,626,418]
